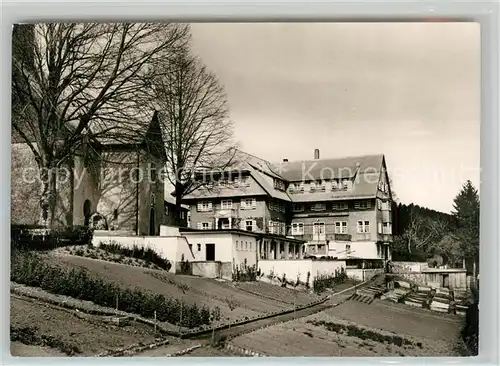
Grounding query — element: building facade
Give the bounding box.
[11,113,166,236]
[183,149,394,266]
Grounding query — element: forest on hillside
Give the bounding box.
[391,181,479,274]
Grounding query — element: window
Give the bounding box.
[377,222,383,234]
[197,243,201,251]
[317,180,326,192]
[378,181,384,191]
[113,209,118,220]
[197,201,212,212]
[383,222,392,234]
[291,222,304,235]
[342,179,350,189]
[377,199,382,210]
[198,222,212,230]
[357,220,370,233]
[274,179,286,191]
[290,182,304,193]
[245,220,254,232]
[221,199,233,209]
[311,203,326,211]
[313,222,326,240]
[334,221,348,234]
[345,244,351,254]
[241,198,256,210]
[292,203,304,212]
[354,200,371,209]
[245,242,248,250]
[331,180,339,190]
[381,200,391,211]
[309,181,316,191]
[332,202,348,211]
[236,240,239,250]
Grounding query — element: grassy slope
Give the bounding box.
[45,253,319,322]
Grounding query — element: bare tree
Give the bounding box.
[149,47,237,224]
[398,209,448,254]
[12,23,190,227]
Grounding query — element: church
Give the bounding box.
[11,113,166,236]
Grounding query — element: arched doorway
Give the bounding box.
[83,199,91,226]
[149,207,155,235]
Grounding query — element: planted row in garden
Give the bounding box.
[11,251,220,328]
[307,320,421,348]
[98,242,172,271]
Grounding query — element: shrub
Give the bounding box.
[98,242,171,271]
[11,251,214,328]
[312,267,348,294]
[232,261,259,282]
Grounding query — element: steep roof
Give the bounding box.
[275,154,384,181]
[283,154,385,203]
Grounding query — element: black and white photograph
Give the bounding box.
[10,22,480,357]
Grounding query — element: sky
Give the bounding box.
[189,22,480,214]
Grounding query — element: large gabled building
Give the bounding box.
[276,150,393,263]
[183,149,395,266]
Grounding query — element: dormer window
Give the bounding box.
[274,179,286,191]
[317,180,326,192]
[332,180,339,190]
[309,181,316,192]
[342,179,350,190]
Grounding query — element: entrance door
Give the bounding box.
[313,222,326,241]
[206,244,215,261]
[149,208,155,235]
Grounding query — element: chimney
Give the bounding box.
[314,149,320,160]
[282,158,289,162]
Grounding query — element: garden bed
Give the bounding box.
[10,296,161,356]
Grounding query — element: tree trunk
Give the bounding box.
[39,163,58,228]
[174,181,183,226]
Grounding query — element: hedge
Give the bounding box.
[98,242,172,271]
[11,251,220,328]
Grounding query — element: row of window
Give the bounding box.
[292,200,376,212]
[269,201,286,213]
[197,198,257,212]
[269,220,286,235]
[205,176,251,189]
[197,220,256,231]
[290,221,392,235]
[236,240,254,251]
[289,179,353,193]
